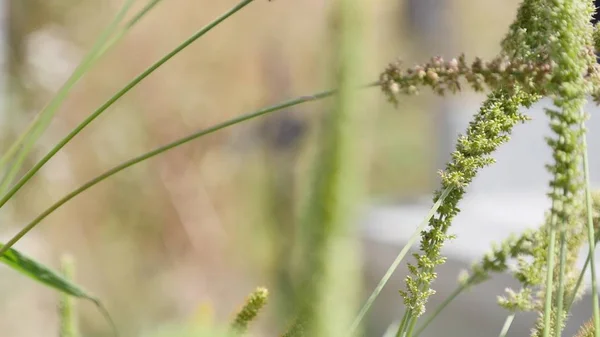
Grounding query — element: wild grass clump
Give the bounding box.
[4,0,600,336]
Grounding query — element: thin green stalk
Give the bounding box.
[413,282,469,337]
[59,255,78,337]
[348,187,454,335]
[0,0,137,194]
[0,85,381,257]
[566,225,600,311]
[543,211,558,337]
[0,0,256,210]
[404,315,418,337]
[499,313,516,337]
[94,0,165,60]
[396,310,411,337]
[581,110,600,337]
[567,252,591,311]
[92,299,120,337]
[555,214,568,337]
[125,0,163,29]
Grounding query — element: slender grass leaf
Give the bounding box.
[0,243,96,300]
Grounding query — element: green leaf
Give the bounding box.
[0,244,96,301]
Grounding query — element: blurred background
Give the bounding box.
[3,0,600,336]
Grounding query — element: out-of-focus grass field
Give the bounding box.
[4,0,520,335]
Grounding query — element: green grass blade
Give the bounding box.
[348,187,453,335]
[0,244,118,335]
[566,224,600,311]
[0,0,165,198]
[126,0,164,29]
[567,252,591,311]
[0,0,256,210]
[499,313,516,337]
[0,0,137,191]
[581,109,600,337]
[94,0,166,60]
[0,244,96,301]
[0,84,382,257]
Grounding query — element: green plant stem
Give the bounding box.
[396,310,411,337]
[348,187,454,335]
[404,316,418,337]
[499,313,516,337]
[543,210,558,337]
[581,109,600,337]
[413,281,469,337]
[555,212,568,337]
[567,253,591,311]
[59,255,77,337]
[0,0,164,196]
[94,0,165,60]
[0,0,256,210]
[0,0,136,194]
[0,84,382,257]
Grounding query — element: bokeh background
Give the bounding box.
[3,1,591,336]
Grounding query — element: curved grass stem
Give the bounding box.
[581,109,600,337]
[347,187,453,336]
[0,0,137,194]
[0,0,256,210]
[567,253,591,311]
[0,84,380,257]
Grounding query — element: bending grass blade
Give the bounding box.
[348,186,454,336]
[0,243,96,300]
[566,228,600,312]
[0,84,382,257]
[95,0,166,60]
[0,243,118,335]
[499,313,516,337]
[0,0,137,194]
[0,0,166,195]
[581,109,600,337]
[0,0,256,210]
[567,253,591,311]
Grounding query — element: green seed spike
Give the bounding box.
[231,287,269,334]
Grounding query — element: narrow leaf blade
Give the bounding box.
[0,243,96,301]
